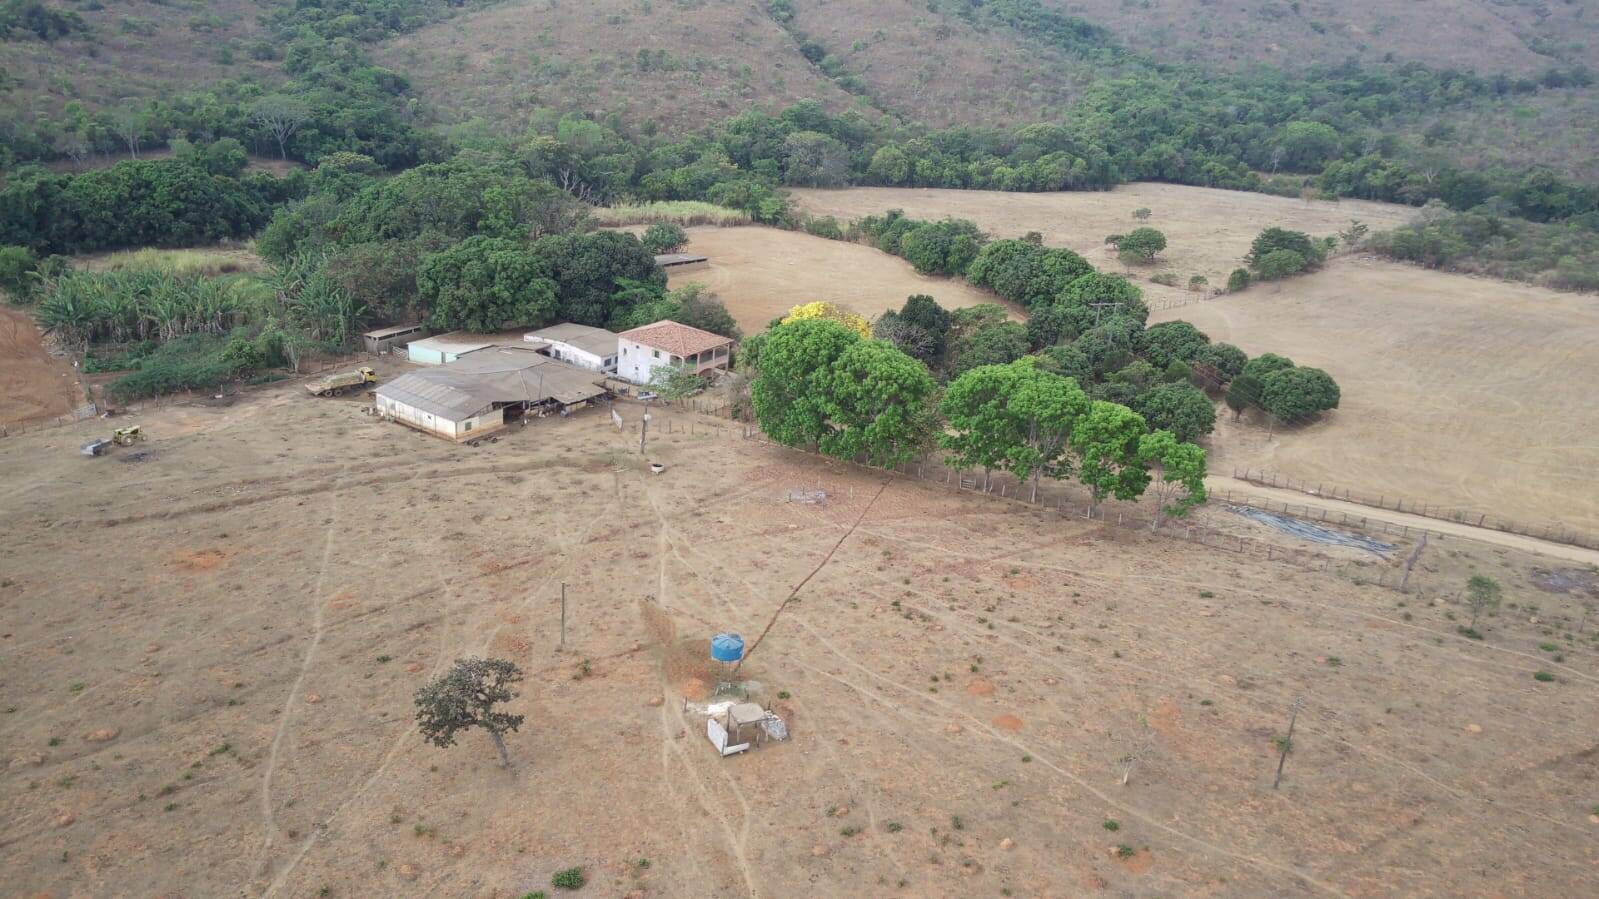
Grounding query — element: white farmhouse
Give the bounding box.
[523,323,620,373]
[616,320,734,385]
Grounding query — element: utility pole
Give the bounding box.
[1273,695,1305,790]
[1088,301,1123,325]
[638,402,652,455]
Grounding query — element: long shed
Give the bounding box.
[376,347,608,441]
[406,332,496,366]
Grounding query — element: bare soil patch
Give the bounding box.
[666,225,1013,333]
[1,380,1595,897]
[0,306,83,426]
[1156,257,1599,535]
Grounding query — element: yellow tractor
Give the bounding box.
[113,425,143,446]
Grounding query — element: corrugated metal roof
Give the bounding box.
[408,332,496,355]
[377,349,607,420]
[654,253,708,266]
[523,323,619,357]
[363,323,426,339]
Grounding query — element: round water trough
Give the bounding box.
[650,462,666,474]
[710,633,744,663]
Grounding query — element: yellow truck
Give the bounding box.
[306,367,376,397]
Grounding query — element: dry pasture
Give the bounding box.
[791,184,1415,292]
[1,378,1596,896]
[1154,256,1599,537]
[665,225,1013,333]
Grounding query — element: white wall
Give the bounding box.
[540,341,616,373]
[618,337,679,385]
[376,396,503,441]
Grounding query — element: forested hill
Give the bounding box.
[0,1,1596,183]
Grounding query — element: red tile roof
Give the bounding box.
[618,320,732,357]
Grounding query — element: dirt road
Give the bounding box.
[1212,477,1599,566]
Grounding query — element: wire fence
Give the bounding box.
[1233,467,1599,551]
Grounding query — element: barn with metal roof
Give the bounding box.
[375,347,608,441]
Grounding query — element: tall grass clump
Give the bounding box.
[87,246,265,278]
[594,201,751,227]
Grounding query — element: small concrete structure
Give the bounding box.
[376,347,607,441]
[654,253,709,273]
[363,323,427,354]
[523,323,620,373]
[616,320,734,385]
[406,332,496,366]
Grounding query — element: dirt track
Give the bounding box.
[2,381,1596,896]
[0,306,81,426]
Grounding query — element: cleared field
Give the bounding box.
[791,184,1415,289]
[1155,256,1599,536]
[665,226,1013,332]
[1,379,1596,896]
[0,306,83,427]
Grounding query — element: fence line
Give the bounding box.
[1233,466,1599,551]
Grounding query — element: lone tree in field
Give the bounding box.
[1112,227,1167,264]
[641,222,689,254]
[1465,575,1502,630]
[415,657,525,769]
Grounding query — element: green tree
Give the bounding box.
[1465,575,1502,630]
[1277,121,1341,172]
[1192,342,1248,383]
[645,362,705,400]
[1037,343,1093,384]
[948,320,1029,378]
[941,357,1090,500]
[1259,366,1340,423]
[1135,383,1216,443]
[1248,227,1323,269]
[1224,373,1263,419]
[641,222,689,254]
[531,230,663,326]
[1226,268,1251,292]
[781,130,849,186]
[0,244,40,302]
[1058,272,1146,321]
[1138,429,1208,530]
[1114,227,1167,263]
[1070,401,1151,509]
[1240,352,1295,382]
[418,237,559,332]
[414,657,525,769]
[750,318,860,450]
[1139,320,1209,368]
[817,340,937,467]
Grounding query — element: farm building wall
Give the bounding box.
[375,395,505,441]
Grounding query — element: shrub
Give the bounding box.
[1533,671,1555,683]
[0,245,41,301]
[641,222,689,254]
[551,867,585,889]
[1254,249,1308,280]
[1226,268,1252,292]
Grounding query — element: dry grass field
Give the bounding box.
[1152,256,1599,537]
[2,374,1596,896]
[790,185,1599,538]
[791,184,1416,291]
[665,226,1013,333]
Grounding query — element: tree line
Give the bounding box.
[747,316,1208,530]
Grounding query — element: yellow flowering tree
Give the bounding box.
[781,301,870,339]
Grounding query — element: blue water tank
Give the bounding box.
[710,633,744,662]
